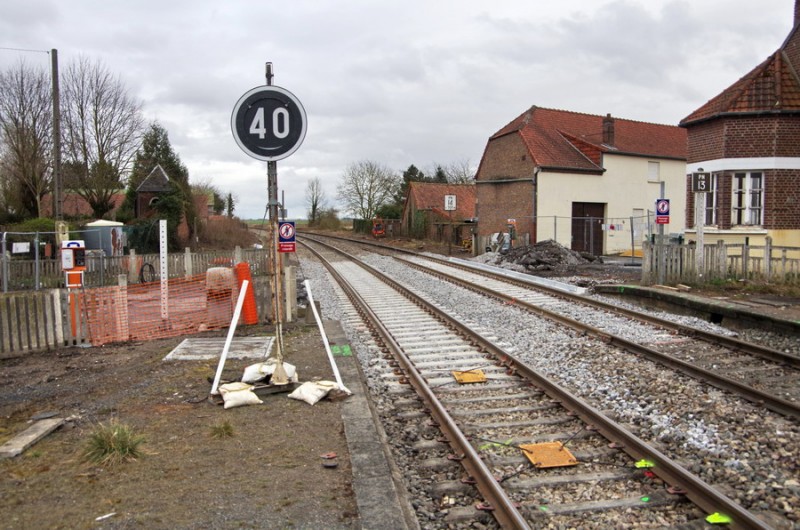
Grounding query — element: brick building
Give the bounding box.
[402,182,476,244]
[680,1,800,247]
[475,106,686,255]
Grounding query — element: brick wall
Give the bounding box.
[686,112,800,231]
[689,115,800,160]
[476,134,535,181]
[475,180,534,237]
[767,169,800,229]
[686,121,725,163]
[775,119,800,156]
[475,133,537,237]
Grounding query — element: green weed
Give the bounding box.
[83,421,146,466]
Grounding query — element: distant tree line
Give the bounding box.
[315,159,473,224]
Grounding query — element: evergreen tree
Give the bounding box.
[121,123,197,243]
[394,164,426,205]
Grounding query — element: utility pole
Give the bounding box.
[51,48,62,221]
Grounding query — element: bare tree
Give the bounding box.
[431,159,475,184]
[61,56,144,218]
[0,61,53,217]
[336,160,398,220]
[305,176,327,226]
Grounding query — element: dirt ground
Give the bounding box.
[0,323,358,530]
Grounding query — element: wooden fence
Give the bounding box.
[642,237,800,285]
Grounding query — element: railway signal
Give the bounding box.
[229,63,306,388]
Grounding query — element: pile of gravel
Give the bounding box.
[472,239,600,275]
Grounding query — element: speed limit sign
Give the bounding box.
[231,85,307,161]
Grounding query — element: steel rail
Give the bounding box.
[301,237,773,530]
[413,255,800,369]
[398,257,800,421]
[300,240,531,530]
[302,231,800,368]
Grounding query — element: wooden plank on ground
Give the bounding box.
[0,418,64,458]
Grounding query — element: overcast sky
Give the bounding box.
[0,0,793,220]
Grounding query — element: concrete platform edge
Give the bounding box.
[323,320,420,530]
[595,284,800,332]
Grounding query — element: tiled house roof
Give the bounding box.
[406,182,476,221]
[681,27,800,125]
[488,106,686,173]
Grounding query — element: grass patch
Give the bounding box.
[83,421,146,466]
[210,420,235,438]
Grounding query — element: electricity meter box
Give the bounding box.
[61,240,86,288]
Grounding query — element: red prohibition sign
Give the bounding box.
[656,199,669,214]
[279,223,295,239]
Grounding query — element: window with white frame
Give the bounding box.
[701,173,718,226]
[732,171,763,226]
[647,161,660,182]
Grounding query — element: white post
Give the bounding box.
[184,247,193,278]
[304,280,351,395]
[159,220,169,320]
[695,192,705,278]
[210,280,249,395]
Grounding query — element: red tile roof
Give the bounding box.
[681,31,800,125]
[490,107,686,172]
[406,182,476,220]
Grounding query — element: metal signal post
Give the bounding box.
[231,62,307,384]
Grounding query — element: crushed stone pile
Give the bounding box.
[475,239,602,274]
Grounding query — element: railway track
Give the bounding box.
[299,236,789,529]
[394,254,800,416]
[304,233,800,417]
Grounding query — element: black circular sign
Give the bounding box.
[231,85,307,161]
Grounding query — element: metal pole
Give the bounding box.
[448,210,452,255]
[51,49,62,221]
[629,216,636,265]
[265,62,286,373]
[34,232,40,290]
[1,232,7,293]
[657,182,666,285]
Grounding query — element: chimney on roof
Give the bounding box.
[602,113,615,146]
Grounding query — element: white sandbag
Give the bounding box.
[219,382,263,409]
[287,380,339,406]
[242,360,298,384]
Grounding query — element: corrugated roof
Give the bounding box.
[407,182,476,220]
[490,107,686,172]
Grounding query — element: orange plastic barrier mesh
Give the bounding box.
[234,262,258,325]
[78,271,245,346]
